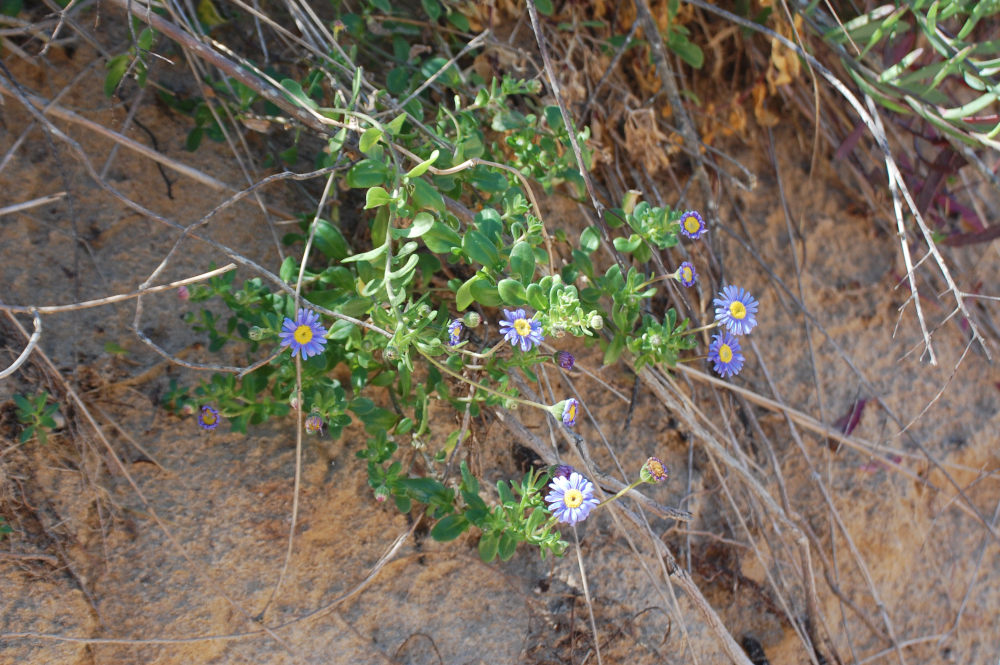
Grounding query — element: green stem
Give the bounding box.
[597,478,645,508]
[678,355,708,364]
[682,321,720,337]
[637,273,677,290]
[381,210,403,325]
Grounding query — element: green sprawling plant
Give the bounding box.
[132,2,758,561]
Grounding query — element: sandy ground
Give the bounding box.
[2,13,999,665]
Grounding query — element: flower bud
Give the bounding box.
[248,326,266,341]
[373,486,390,502]
[550,464,575,482]
[622,189,642,215]
[588,314,604,330]
[462,311,482,328]
[383,345,399,361]
[289,395,300,410]
[177,285,190,301]
[305,412,324,435]
[554,351,575,371]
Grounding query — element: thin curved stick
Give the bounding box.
[0,310,40,380]
[1,264,236,314]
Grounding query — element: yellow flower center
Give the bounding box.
[729,301,746,320]
[648,460,665,477]
[681,267,692,282]
[514,318,532,336]
[719,344,733,363]
[202,410,217,425]
[565,403,577,422]
[683,216,701,234]
[293,325,314,345]
[563,489,584,508]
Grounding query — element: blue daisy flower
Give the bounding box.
[562,398,579,427]
[279,308,328,359]
[713,285,759,336]
[676,262,697,287]
[708,331,745,378]
[545,471,600,525]
[499,308,544,352]
[198,405,220,431]
[447,319,463,346]
[679,211,707,239]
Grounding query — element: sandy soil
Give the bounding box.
[2,10,999,665]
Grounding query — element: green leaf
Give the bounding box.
[460,461,479,494]
[196,0,226,26]
[386,67,410,95]
[497,481,514,505]
[456,277,476,311]
[447,9,470,32]
[365,187,393,209]
[474,208,503,243]
[462,230,500,268]
[469,278,502,307]
[312,219,349,260]
[12,394,32,415]
[359,127,383,154]
[105,54,129,98]
[613,234,643,253]
[391,212,434,239]
[478,533,499,562]
[497,278,528,305]
[346,159,390,188]
[579,226,601,253]
[411,178,446,211]
[342,244,388,264]
[405,150,440,179]
[421,0,441,20]
[387,254,419,280]
[604,334,626,364]
[543,104,564,131]
[508,241,535,283]
[279,78,318,110]
[469,166,508,192]
[431,514,469,541]
[385,113,407,136]
[279,255,298,282]
[667,30,704,69]
[185,127,204,152]
[534,0,553,15]
[137,27,155,51]
[498,533,518,560]
[422,221,462,253]
[526,283,546,311]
